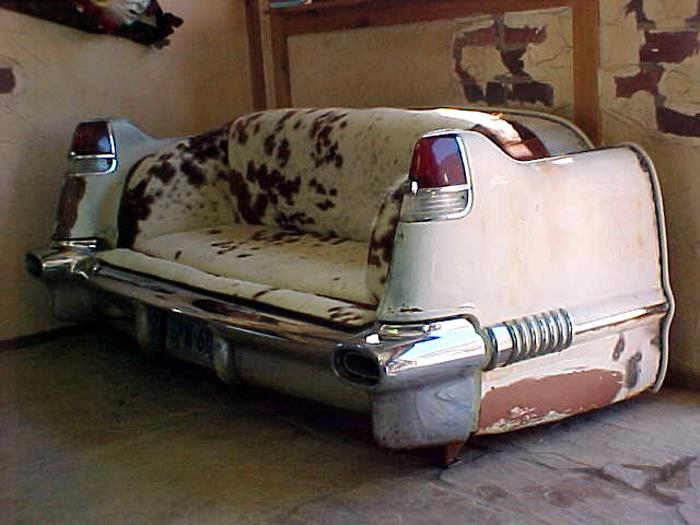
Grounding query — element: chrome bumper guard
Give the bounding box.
[26,241,670,450]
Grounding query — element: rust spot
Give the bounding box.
[626,352,643,388]
[0,67,15,94]
[471,119,549,161]
[612,334,625,361]
[478,369,623,432]
[53,175,86,239]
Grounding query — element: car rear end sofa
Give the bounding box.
[28,107,674,461]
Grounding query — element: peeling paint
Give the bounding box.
[478,369,624,433]
[452,8,572,111]
[615,1,700,137]
[453,15,553,107]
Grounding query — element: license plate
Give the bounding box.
[165,314,213,365]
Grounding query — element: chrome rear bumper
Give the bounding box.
[27,241,670,452]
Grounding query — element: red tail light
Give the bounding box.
[69,121,116,174]
[71,121,114,155]
[401,134,473,223]
[409,136,467,189]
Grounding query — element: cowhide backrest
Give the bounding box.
[118,124,234,249]
[119,108,522,249]
[225,108,478,242]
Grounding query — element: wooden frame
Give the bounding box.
[244,0,267,110]
[267,0,600,143]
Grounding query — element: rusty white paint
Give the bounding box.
[380,129,669,430]
[379,133,664,326]
[477,319,663,434]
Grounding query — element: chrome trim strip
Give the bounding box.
[71,153,116,160]
[485,303,665,370]
[574,302,668,337]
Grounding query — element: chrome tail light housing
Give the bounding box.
[400,132,473,222]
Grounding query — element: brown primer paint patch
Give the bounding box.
[53,175,87,239]
[478,369,623,432]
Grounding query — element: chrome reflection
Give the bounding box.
[334,317,488,391]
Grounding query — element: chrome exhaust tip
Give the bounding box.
[332,317,488,449]
[25,240,103,281]
[333,347,381,387]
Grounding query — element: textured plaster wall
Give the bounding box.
[600,0,700,382]
[289,7,573,117]
[286,2,700,382]
[0,1,252,341]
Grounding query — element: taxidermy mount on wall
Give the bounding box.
[0,0,183,48]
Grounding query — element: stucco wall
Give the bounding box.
[284,1,700,382]
[599,0,700,382]
[289,7,573,117]
[0,0,252,341]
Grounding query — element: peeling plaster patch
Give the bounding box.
[0,56,20,94]
[0,67,15,94]
[614,0,700,137]
[478,369,623,433]
[452,8,572,110]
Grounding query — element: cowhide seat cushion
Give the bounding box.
[110,107,567,325]
[130,223,374,305]
[98,249,375,326]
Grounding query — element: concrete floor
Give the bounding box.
[1,328,699,524]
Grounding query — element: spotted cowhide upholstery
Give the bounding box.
[108,108,509,326]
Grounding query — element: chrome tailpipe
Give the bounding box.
[333,317,489,449]
[25,239,103,281]
[26,239,103,320]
